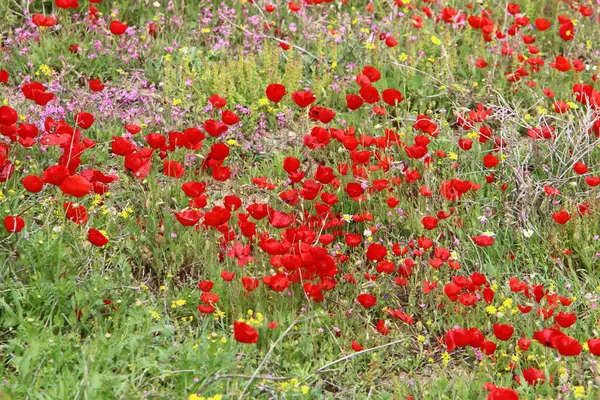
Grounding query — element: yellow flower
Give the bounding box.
[258,98,269,106]
[447,152,458,160]
[171,299,186,309]
[441,351,450,366]
[431,36,442,45]
[188,394,204,400]
[38,64,53,76]
[485,305,497,315]
[573,386,585,398]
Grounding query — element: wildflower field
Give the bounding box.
[2,0,600,398]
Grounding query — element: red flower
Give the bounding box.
[475,58,488,68]
[0,106,18,126]
[366,243,387,262]
[346,94,364,110]
[209,94,227,108]
[574,162,589,175]
[587,339,600,356]
[552,210,571,224]
[74,112,95,129]
[32,14,57,27]
[385,36,397,47]
[558,20,575,41]
[233,321,259,344]
[22,175,44,193]
[357,293,377,308]
[291,91,316,108]
[483,154,499,168]
[359,85,380,104]
[552,56,571,72]
[421,216,438,230]
[109,20,128,35]
[492,324,514,341]
[60,175,93,198]
[555,335,582,356]
[535,18,551,31]
[266,84,286,103]
[362,66,381,82]
[88,228,109,247]
[487,387,519,400]
[4,216,25,233]
[163,160,185,178]
[351,341,364,351]
[175,210,202,226]
[221,270,235,281]
[345,182,364,198]
[89,78,105,92]
[554,312,577,328]
[472,235,494,247]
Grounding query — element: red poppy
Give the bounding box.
[4,216,25,233]
[266,84,286,103]
[487,387,519,400]
[233,321,259,344]
[163,160,185,178]
[351,341,364,351]
[587,339,600,356]
[472,235,494,247]
[74,112,95,129]
[291,91,316,108]
[60,175,93,198]
[554,312,577,328]
[32,14,57,27]
[89,78,105,92]
[493,324,514,341]
[22,175,44,193]
[535,18,551,31]
[88,228,109,247]
[552,210,570,224]
[208,94,227,108]
[109,20,128,35]
[366,243,387,262]
[175,209,203,226]
[0,106,18,126]
[381,89,403,106]
[357,293,377,308]
[221,110,239,125]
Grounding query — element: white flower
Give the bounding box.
[522,229,534,238]
[363,229,372,237]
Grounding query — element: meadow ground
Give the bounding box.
[1,0,600,399]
